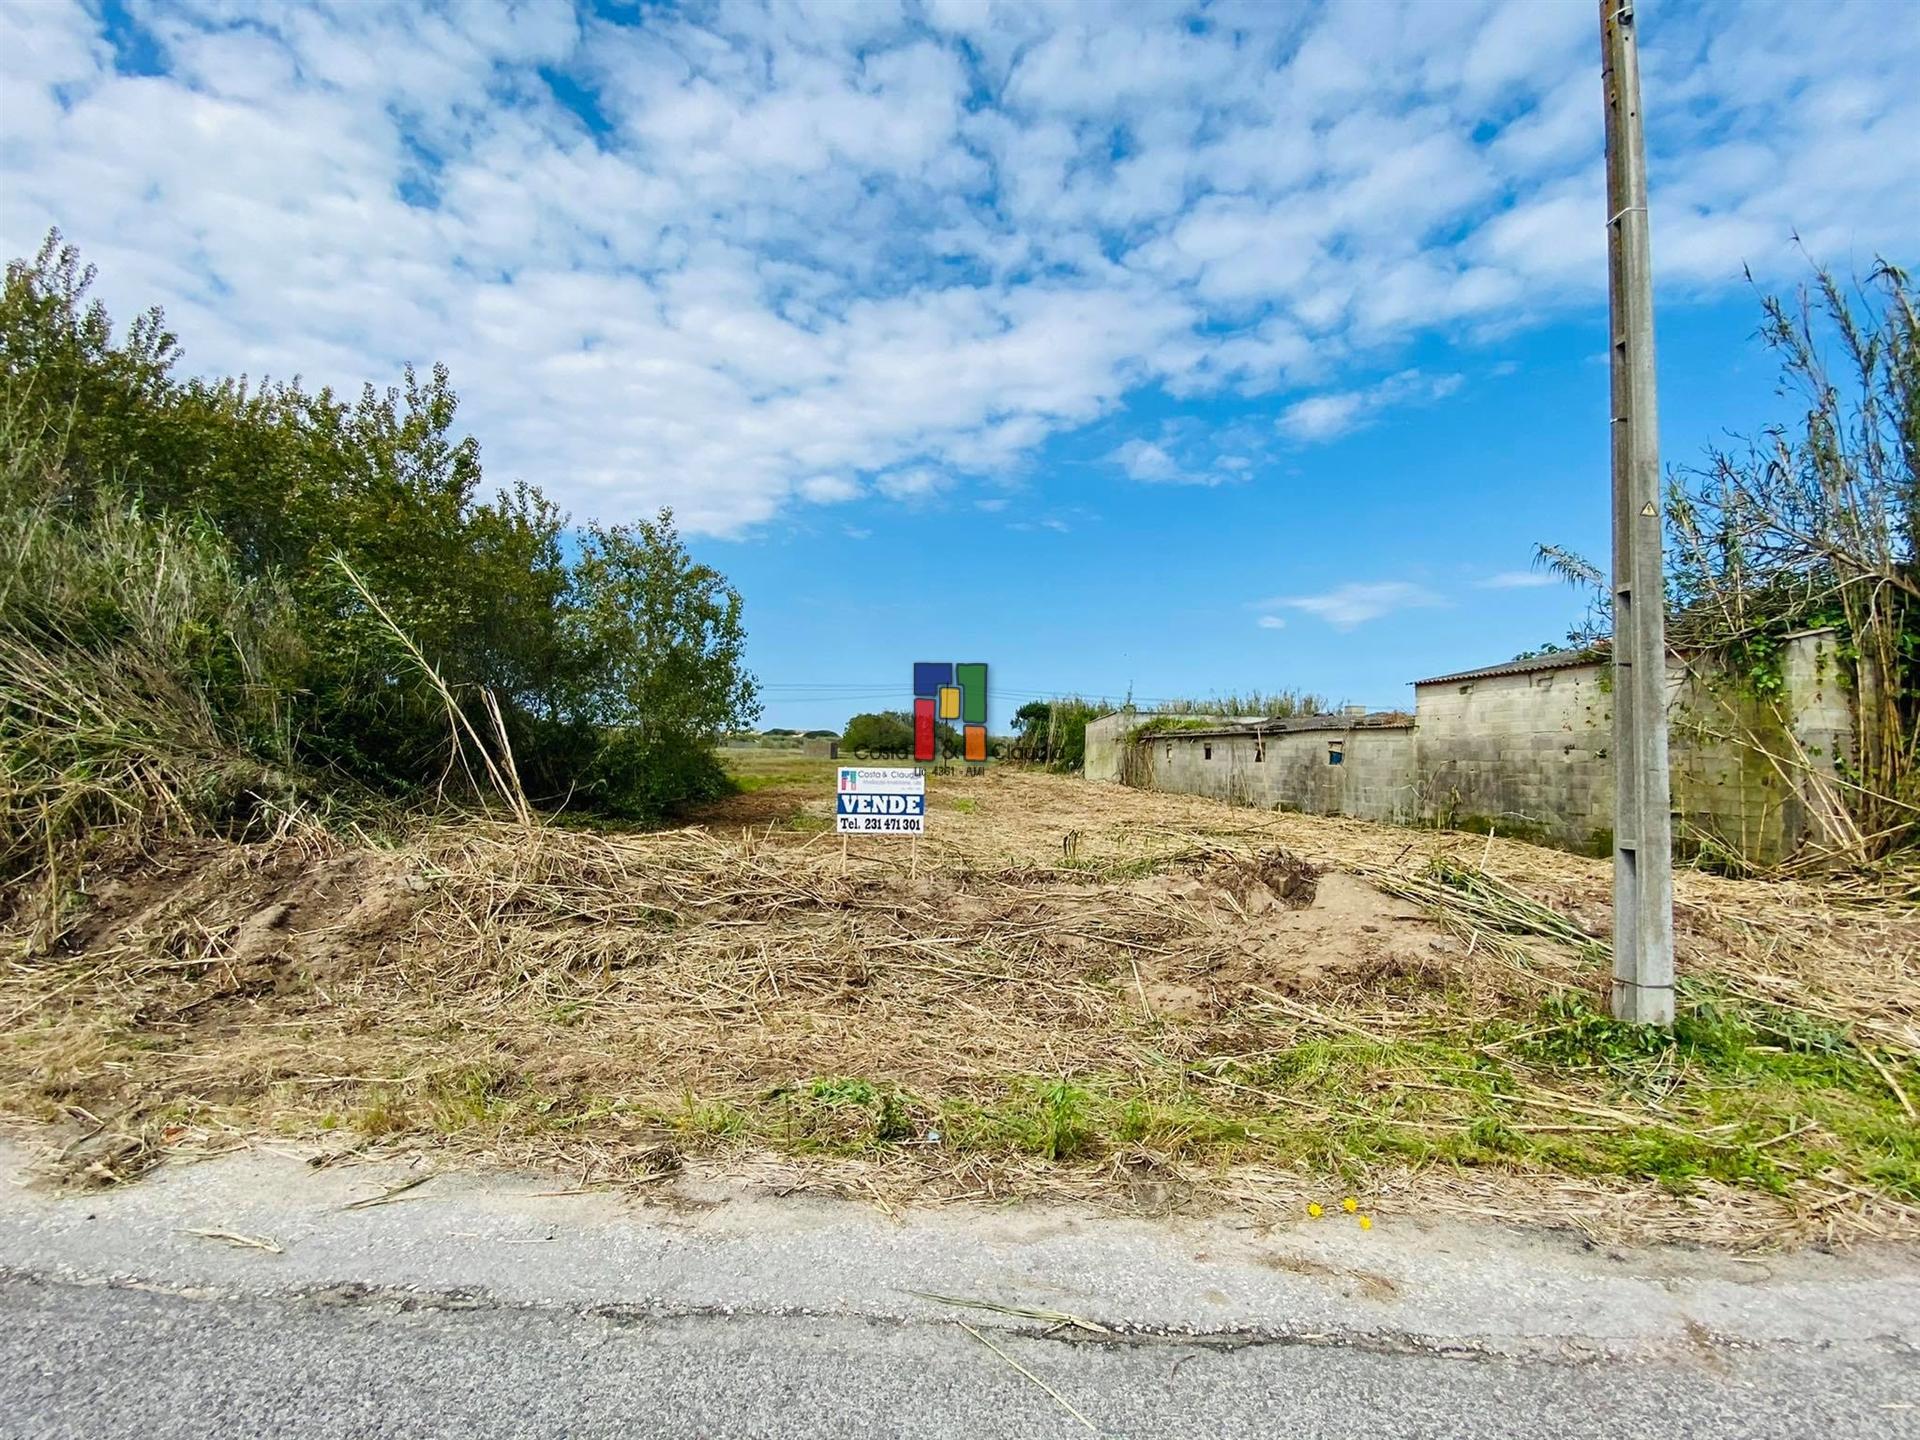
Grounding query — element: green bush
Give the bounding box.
[842,711,914,753]
[0,231,759,846]
[841,710,959,756]
[0,457,309,875]
[1011,697,1109,770]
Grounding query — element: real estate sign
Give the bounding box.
[835,767,926,835]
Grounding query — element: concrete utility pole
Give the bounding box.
[1599,0,1675,1025]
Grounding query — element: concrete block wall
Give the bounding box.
[1084,629,1851,865]
[1085,712,1227,782]
[1781,629,1853,769]
[1666,629,1857,859]
[1413,663,1616,851]
[1084,711,1138,782]
[1125,724,1417,823]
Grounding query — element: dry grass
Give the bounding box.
[2,767,1917,1248]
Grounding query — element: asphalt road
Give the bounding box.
[1,1141,1915,1439]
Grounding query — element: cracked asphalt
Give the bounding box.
[1,1139,1915,1438]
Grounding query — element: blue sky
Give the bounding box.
[4,0,1916,731]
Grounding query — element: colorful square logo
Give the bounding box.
[912,662,987,762]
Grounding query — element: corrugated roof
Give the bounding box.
[1414,649,1607,687]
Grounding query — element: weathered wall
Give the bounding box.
[1666,628,1856,859]
[1780,628,1857,850]
[1085,711,1215,783]
[1126,723,1417,823]
[1414,631,1851,859]
[1087,629,1852,864]
[1413,663,1617,853]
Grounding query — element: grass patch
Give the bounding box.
[731,768,831,793]
[719,751,842,783]
[525,993,1902,1202]
[399,993,1913,1204]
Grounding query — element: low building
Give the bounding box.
[1105,709,1417,825]
[1084,629,1853,865]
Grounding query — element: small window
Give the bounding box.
[1254,743,1265,763]
[1327,740,1344,766]
[1203,743,1213,760]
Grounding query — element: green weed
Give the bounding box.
[351,1089,414,1138]
[424,1066,523,1131]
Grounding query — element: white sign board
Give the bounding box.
[836,766,926,835]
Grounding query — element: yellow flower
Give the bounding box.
[1357,1215,1373,1231]
[1306,1202,1324,1218]
[1342,1197,1358,1213]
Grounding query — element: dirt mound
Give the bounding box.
[1134,846,1321,917]
[1130,853,1456,1014]
[63,841,430,1003]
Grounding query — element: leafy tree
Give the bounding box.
[1,231,759,825]
[1010,697,1107,770]
[552,512,757,815]
[1013,700,1052,731]
[842,711,914,754]
[841,710,961,756]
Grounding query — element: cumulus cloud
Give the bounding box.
[1260,581,1443,630]
[797,474,861,504]
[2,0,1915,534]
[874,467,951,502]
[1105,437,1231,486]
[1278,371,1464,443]
[1107,430,1250,486]
[1108,439,1181,483]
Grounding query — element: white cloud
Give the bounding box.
[1,0,1915,535]
[1107,433,1243,486]
[874,466,950,501]
[1107,438,1179,483]
[1256,614,1287,630]
[1278,370,1464,443]
[1475,570,1559,589]
[1276,392,1370,444]
[798,474,861,504]
[1260,581,1442,630]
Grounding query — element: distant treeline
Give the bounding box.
[822,691,1340,771]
